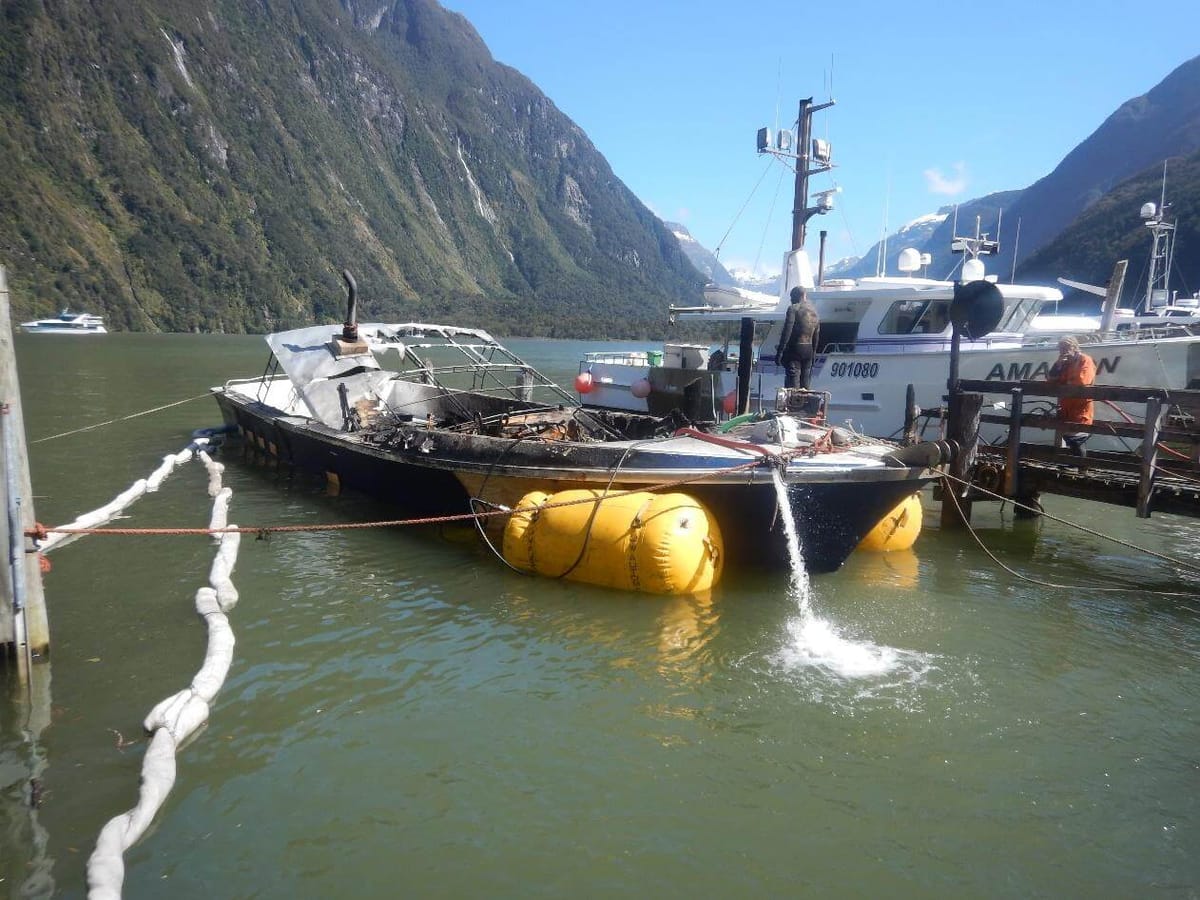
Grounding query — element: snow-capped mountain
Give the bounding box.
[666,222,737,286]
[833,211,949,279]
[725,265,780,295]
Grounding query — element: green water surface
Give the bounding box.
[2,334,1198,898]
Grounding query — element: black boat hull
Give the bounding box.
[214,392,933,574]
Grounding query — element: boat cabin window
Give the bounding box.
[876,299,951,335]
[996,298,1041,333]
[815,321,860,351]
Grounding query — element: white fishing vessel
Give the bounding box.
[577,96,1200,451]
[19,309,107,334]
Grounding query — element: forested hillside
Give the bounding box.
[1017,150,1200,309]
[0,0,703,335]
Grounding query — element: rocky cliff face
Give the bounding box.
[0,0,701,335]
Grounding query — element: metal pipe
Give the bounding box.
[342,270,359,342]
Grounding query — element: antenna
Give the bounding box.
[876,166,891,276]
[774,58,783,136]
[1010,218,1022,283]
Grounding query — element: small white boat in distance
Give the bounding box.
[20,309,107,334]
[701,283,777,310]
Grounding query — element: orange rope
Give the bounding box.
[26,431,911,541]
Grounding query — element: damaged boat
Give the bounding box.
[211,275,949,574]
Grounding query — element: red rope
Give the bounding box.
[26,432,903,540]
[26,455,781,539]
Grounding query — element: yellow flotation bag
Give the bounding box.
[856,493,923,552]
[502,489,723,595]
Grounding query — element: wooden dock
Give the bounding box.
[945,377,1200,520]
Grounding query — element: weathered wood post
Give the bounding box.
[1136,396,1167,518]
[941,389,983,528]
[940,311,982,527]
[902,384,918,445]
[1004,387,1023,497]
[1,266,50,682]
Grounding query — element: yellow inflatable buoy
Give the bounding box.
[502,489,723,595]
[856,493,923,552]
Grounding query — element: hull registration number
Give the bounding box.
[828,361,880,379]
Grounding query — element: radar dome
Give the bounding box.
[1140,202,1157,220]
[897,248,922,273]
[962,258,986,282]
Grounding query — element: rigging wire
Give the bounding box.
[752,164,790,278]
[31,392,213,443]
[712,158,775,261]
[941,469,1200,583]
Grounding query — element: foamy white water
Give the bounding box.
[771,470,932,681]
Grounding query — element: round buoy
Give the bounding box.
[631,377,652,399]
[722,390,738,414]
[856,493,922,552]
[574,372,595,394]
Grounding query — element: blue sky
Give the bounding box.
[443,1,1199,277]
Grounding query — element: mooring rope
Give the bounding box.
[38,447,197,554]
[27,417,878,545]
[30,392,213,444]
[29,452,794,541]
[940,470,1200,595]
[86,446,241,900]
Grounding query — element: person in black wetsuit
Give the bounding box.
[775,286,820,389]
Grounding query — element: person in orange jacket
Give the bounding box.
[1047,335,1096,456]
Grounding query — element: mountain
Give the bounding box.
[991,54,1200,275]
[830,210,950,279]
[666,221,735,286]
[826,191,1022,281]
[1017,149,1200,310]
[727,266,781,296]
[0,0,703,335]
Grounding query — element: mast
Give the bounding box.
[790,98,836,250]
[1141,162,1174,311]
[760,97,836,253]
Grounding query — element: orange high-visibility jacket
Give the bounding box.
[1049,353,1097,425]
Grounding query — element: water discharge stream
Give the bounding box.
[771,469,933,681]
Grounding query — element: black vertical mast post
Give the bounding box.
[787,98,836,258]
[736,316,755,415]
[817,230,828,285]
[791,98,814,253]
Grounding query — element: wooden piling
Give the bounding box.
[1,266,49,681]
[1137,396,1167,518]
[940,391,983,528]
[1004,388,1023,498]
[902,384,918,445]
